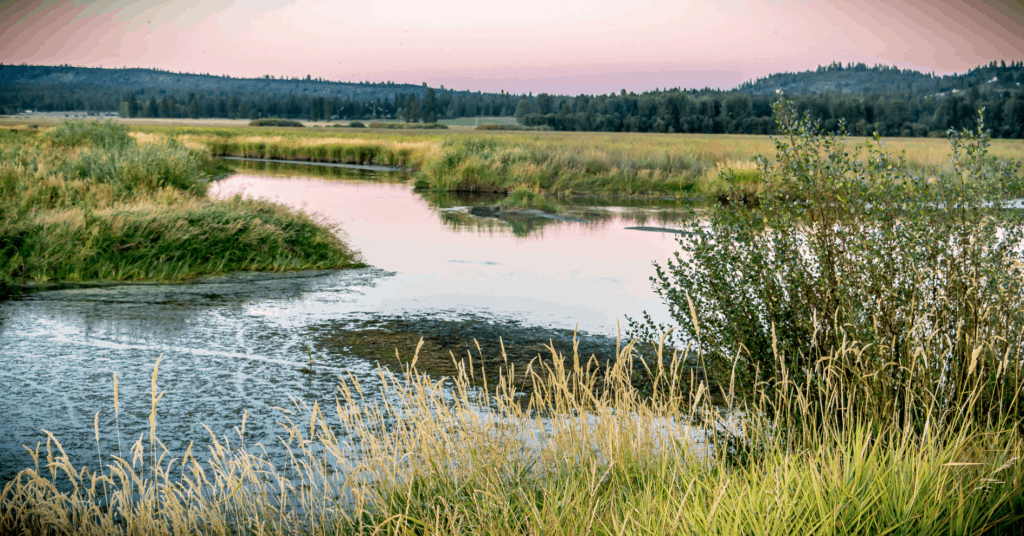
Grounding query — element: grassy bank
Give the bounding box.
[126,121,1024,199]
[0,121,359,291]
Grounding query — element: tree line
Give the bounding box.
[515,86,1024,138]
[4,61,1023,137]
[107,88,524,123]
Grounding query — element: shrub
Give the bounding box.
[248,118,305,127]
[347,121,366,128]
[631,101,1024,429]
[475,124,549,131]
[368,122,449,130]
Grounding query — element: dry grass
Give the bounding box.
[127,122,1024,198]
[2,328,1021,535]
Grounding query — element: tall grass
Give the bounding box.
[1,328,1021,535]
[1,121,359,288]
[143,123,1024,199]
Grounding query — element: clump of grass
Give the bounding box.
[497,185,561,213]
[1,122,359,289]
[43,119,133,149]
[249,118,305,127]
[204,136,427,168]
[702,159,763,201]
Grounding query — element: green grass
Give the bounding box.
[496,185,562,213]
[0,121,359,290]
[136,122,1024,199]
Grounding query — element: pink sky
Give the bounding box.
[2,0,1023,95]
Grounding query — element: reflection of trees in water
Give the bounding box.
[438,211,561,238]
[223,158,412,182]
[219,160,699,238]
[427,189,700,238]
[436,205,697,238]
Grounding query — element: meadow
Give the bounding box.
[117,121,1024,199]
[0,121,360,292]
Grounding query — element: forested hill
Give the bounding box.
[0,63,434,100]
[737,60,1024,97]
[3,61,1024,138]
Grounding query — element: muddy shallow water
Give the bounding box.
[0,162,693,486]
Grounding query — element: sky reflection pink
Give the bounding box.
[209,173,684,336]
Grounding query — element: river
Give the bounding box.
[0,160,693,486]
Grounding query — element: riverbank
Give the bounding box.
[0,121,360,293]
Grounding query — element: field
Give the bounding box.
[0,121,360,291]
[11,116,1013,199]
[6,115,1024,199]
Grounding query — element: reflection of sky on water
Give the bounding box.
[210,171,688,336]
[0,165,693,488]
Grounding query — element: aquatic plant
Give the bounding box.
[497,185,562,213]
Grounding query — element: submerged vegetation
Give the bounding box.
[0,121,359,292]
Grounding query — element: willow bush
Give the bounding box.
[631,101,1024,431]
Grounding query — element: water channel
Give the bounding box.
[0,160,695,486]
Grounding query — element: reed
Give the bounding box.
[140,123,1024,199]
[1,326,1020,535]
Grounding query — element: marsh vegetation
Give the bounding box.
[131,121,1024,201]
[0,121,359,292]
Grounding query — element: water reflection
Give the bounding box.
[0,161,697,489]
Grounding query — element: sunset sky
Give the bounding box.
[2,0,1023,95]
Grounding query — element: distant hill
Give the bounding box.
[0,63,520,121]
[0,63,432,101]
[736,60,1024,97]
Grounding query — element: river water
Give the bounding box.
[0,161,692,486]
